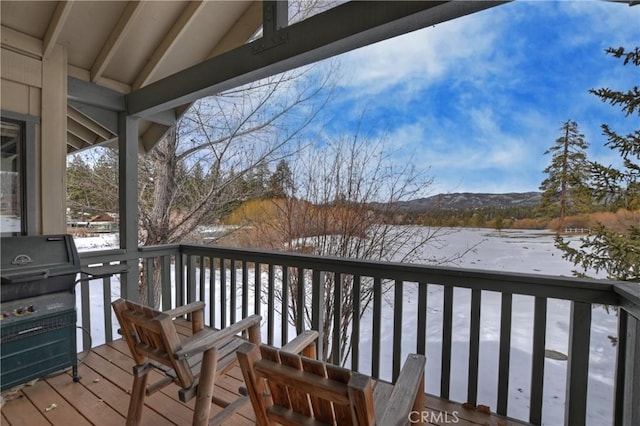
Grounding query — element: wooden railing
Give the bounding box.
[78,244,640,425]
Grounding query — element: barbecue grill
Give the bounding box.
[1,235,82,391]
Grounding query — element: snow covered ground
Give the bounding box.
[74,228,618,425]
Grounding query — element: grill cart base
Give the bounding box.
[0,292,78,391]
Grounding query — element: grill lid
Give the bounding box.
[1,235,81,300]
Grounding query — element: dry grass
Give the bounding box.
[507,209,638,233]
[544,209,639,233]
[511,217,549,230]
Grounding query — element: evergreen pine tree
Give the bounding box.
[538,120,591,231]
[556,47,640,282]
[268,159,294,198]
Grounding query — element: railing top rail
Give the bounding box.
[138,244,181,253]
[179,243,620,306]
[77,243,630,307]
[79,245,182,265]
[79,248,128,265]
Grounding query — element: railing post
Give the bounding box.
[565,301,591,426]
[311,270,324,360]
[468,288,481,406]
[230,259,237,325]
[254,262,262,317]
[267,263,275,345]
[242,261,249,319]
[417,282,428,356]
[392,279,403,381]
[187,255,196,304]
[372,277,382,378]
[102,274,113,342]
[80,271,91,351]
[209,256,216,326]
[497,292,512,416]
[175,252,184,307]
[614,308,640,426]
[161,255,171,311]
[220,258,227,328]
[145,257,154,307]
[199,256,206,302]
[351,275,362,372]
[295,268,305,335]
[332,272,342,365]
[281,266,289,344]
[530,296,547,425]
[614,308,628,426]
[440,285,453,399]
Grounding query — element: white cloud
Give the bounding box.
[336,7,506,96]
[558,1,640,45]
[314,1,639,193]
[378,102,566,194]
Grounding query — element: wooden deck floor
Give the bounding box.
[1,320,527,426]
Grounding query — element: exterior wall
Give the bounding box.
[1,27,67,234]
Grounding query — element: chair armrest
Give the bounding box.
[164,301,205,319]
[378,353,426,426]
[281,330,319,355]
[174,315,262,359]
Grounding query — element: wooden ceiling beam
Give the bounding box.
[67,132,90,150]
[207,0,262,59]
[127,1,506,117]
[140,123,170,153]
[132,0,207,90]
[137,1,262,153]
[43,1,73,59]
[67,116,103,145]
[91,1,145,83]
[68,105,115,141]
[68,101,118,135]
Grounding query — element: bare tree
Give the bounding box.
[63,0,341,306]
[236,128,477,363]
[135,61,335,305]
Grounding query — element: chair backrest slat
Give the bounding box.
[243,344,375,425]
[113,299,194,388]
[326,363,355,425]
[279,350,313,418]
[300,357,338,424]
[347,373,376,425]
[259,346,290,409]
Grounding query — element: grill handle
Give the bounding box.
[1,270,49,284]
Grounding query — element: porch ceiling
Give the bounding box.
[1,0,261,154]
[4,1,513,155]
[2,1,638,155]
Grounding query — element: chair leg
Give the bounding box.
[127,364,151,426]
[193,347,218,426]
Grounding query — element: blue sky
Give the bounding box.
[315,1,640,194]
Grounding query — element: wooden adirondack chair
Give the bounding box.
[236,335,426,426]
[112,298,261,426]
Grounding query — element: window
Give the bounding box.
[1,118,25,235]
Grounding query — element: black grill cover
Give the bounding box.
[1,235,81,302]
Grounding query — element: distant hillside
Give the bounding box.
[389,192,542,212]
